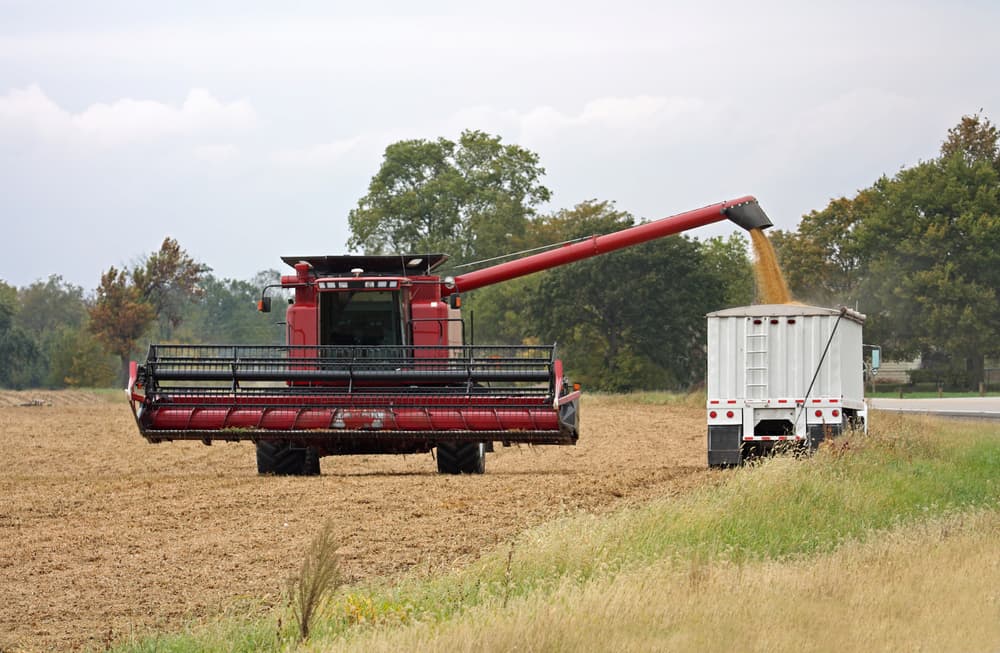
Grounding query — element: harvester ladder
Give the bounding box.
[745,319,769,400]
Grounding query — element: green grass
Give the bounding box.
[112,413,1000,652]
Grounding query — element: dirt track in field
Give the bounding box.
[0,391,713,651]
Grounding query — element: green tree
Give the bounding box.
[0,281,43,388]
[15,275,88,337]
[700,233,755,307]
[46,322,117,387]
[347,130,550,263]
[90,239,208,384]
[89,267,156,385]
[857,147,1000,388]
[12,275,91,387]
[774,113,1000,389]
[769,189,874,307]
[178,274,284,345]
[464,199,632,346]
[533,237,730,391]
[940,111,1000,168]
[517,201,731,391]
[132,237,211,339]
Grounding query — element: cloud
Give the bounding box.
[273,136,363,168]
[446,95,717,148]
[0,85,257,148]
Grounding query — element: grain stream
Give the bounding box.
[750,227,792,304]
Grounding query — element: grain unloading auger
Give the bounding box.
[127,196,771,475]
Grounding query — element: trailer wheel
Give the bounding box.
[256,441,321,476]
[436,442,486,475]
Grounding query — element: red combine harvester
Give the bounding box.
[127,196,772,475]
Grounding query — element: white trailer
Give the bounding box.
[706,304,867,466]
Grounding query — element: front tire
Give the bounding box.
[256,441,321,476]
[436,442,486,474]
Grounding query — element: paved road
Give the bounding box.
[870,397,1000,420]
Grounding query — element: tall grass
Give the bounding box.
[334,510,1000,653]
[289,520,341,641]
[114,413,1000,652]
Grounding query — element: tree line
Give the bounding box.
[0,247,282,389]
[2,117,995,391]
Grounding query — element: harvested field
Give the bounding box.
[0,390,712,651]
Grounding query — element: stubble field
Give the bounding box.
[0,391,712,651]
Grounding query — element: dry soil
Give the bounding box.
[0,390,712,651]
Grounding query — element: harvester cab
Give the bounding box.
[268,254,456,351]
[127,196,772,476]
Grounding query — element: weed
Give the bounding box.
[502,540,516,609]
[288,519,341,641]
[341,592,413,626]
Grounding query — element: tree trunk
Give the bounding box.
[967,354,985,392]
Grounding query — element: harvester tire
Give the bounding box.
[436,442,486,475]
[256,441,321,476]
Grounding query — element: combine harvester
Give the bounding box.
[127,197,771,475]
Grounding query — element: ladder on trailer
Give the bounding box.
[745,318,768,400]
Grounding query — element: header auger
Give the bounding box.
[127,196,772,475]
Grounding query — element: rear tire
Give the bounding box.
[436,442,486,475]
[256,441,321,476]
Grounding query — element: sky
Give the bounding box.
[2,0,998,290]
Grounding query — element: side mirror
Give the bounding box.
[871,346,881,372]
[257,296,272,313]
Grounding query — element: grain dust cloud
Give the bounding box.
[750,228,792,304]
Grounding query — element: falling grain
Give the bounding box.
[749,228,792,304]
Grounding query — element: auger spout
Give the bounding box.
[445,196,771,294]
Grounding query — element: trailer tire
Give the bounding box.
[436,442,486,475]
[256,441,321,476]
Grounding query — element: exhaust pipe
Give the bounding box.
[724,199,773,231]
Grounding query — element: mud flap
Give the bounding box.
[708,425,742,467]
[807,423,842,452]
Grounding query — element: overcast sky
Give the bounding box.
[2,0,998,289]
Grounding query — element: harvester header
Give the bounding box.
[127,196,772,476]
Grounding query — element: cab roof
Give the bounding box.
[281,254,448,277]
